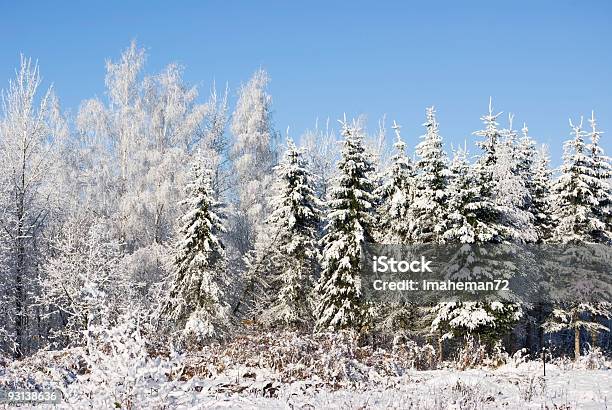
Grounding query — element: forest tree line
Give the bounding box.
[0,42,610,362]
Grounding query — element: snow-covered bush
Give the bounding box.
[455,336,487,370]
[71,311,184,408]
[510,347,529,367]
[182,329,440,388]
[579,345,609,370]
[393,340,438,370]
[482,341,510,368]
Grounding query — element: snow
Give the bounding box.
[2,346,610,409]
[1,40,611,410]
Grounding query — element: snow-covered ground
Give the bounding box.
[2,330,610,409]
[150,365,610,409]
[2,353,610,409]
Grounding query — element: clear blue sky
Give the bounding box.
[1,0,611,164]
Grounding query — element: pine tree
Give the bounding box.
[258,138,322,327]
[373,121,419,335]
[376,121,415,244]
[412,107,450,243]
[160,158,229,342]
[315,118,377,331]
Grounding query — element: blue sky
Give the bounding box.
[1,0,611,164]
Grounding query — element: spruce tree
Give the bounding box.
[315,119,377,331]
[376,121,415,244]
[374,121,419,335]
[547,116,612,360]
[493,119,536,242]
[516,124,537,203]
[258,138,322,327]
[433,102,524,352]
[587,111,612,239]
[469,99,504,242]
[412,107,450,243]
[160,158,229,342]
[531,144,555,242]
[442,145,480,243]
[552,117,610,243]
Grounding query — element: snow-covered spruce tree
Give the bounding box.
[160,158,229,343]
[515,124,543,237]
[230,69,278,254]
[546,117,612,360]
[375,121,415,244]
[254,138,322,328]
[468,99,504,242]
[493,117,536,242]
[315,119,377,331]
[432,102,524,355]
[530,144,555,242]
[433,143,524,355]
[516,124,536,184]
[552,117,611,243]
[372,121,419,335]
[442,145,479,243]
[412,107,450,243]
[587,111,612,237]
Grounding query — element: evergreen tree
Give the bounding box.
[433,102,524,353]
[493,118,536,243]
[552,117,610,243]
[587,111,612,238]
[315,118,377,331]
[412,107,450,243]
[258,138,322,327]
[546,116,612,360]
[531,144,555,242]
[469,99,504,243]
[442,145,479,243]
[376,121,415,244]
[373,121,419,335]
[516,124,537,202]
[160,158,229,342]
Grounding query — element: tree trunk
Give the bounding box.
[14,194,25,359]
[574,326,581,362]
[590,328,598,350]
